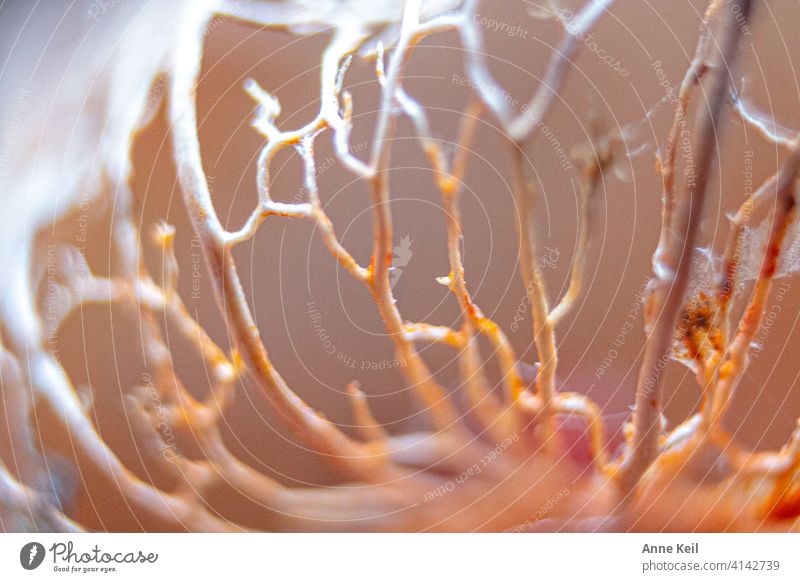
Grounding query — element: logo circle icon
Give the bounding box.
[20,542,46,570]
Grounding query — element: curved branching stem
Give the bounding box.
[363,0,464,430]
[730,85,796,149]
[707,137,800,429]
[621,0,753,491]
[510,144,558,429]
[548,136,611,325]
[461,0,617,141]
[170,5,379,480]
[717,173,779,328]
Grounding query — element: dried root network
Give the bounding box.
[1,0,800,532]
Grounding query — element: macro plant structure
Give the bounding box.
[1,0,800,533]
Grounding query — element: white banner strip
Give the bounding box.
[1,533,798,581]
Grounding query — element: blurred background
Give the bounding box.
[2,0,800,529]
